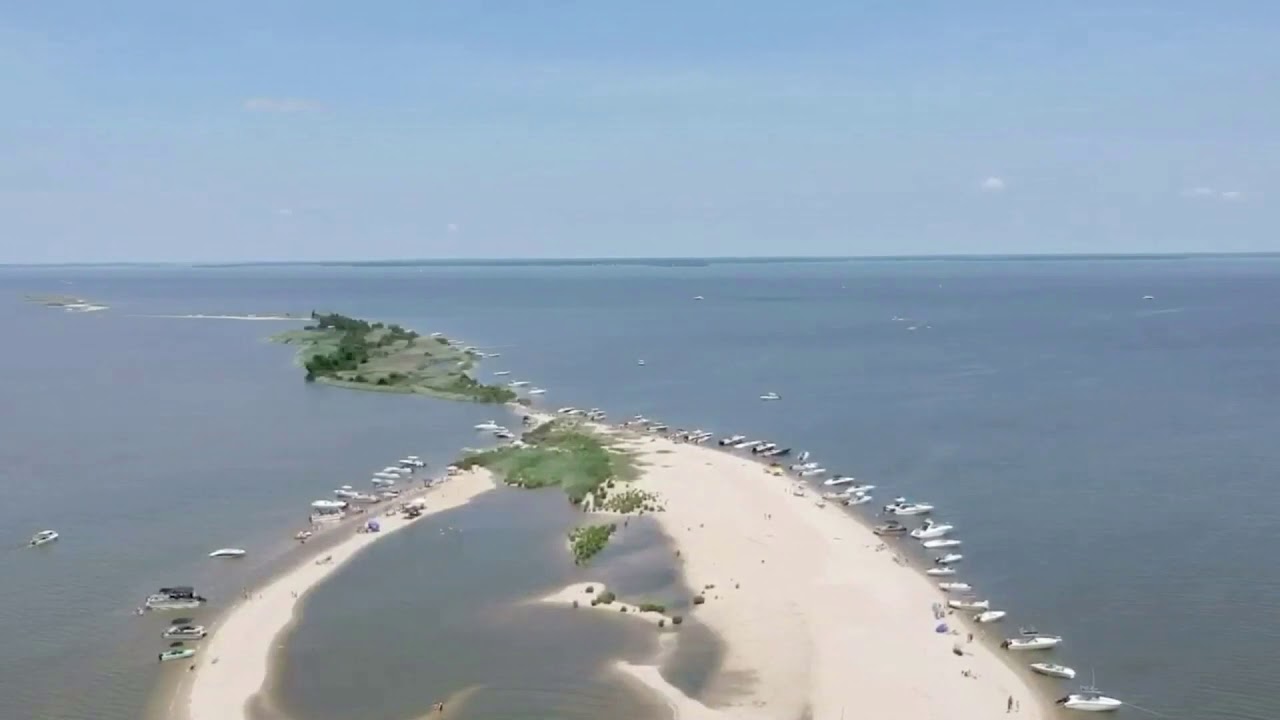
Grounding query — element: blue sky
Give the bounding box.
[2,1,1277,262]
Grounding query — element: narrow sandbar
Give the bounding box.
[178,469,496,720]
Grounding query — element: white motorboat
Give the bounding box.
[373,471,400,480]
[208,548,246,559]
[494,430,515,440]
[796,451,810,463]
[751,443,777,454]
[527,388,547,395]
[845,494,872,506]
[734,439,762,450]
[311,499,347,511]
[508,381,531,387]
[29,530,59,547]
[922,538,961,549]
[841,484,876,495]
[823,476,856,487]
[158,647,197,662]
[1031,663,1077,680]
[884,501,934,516]
[163,624,207,640]
[937,582,972,592]
[948,599,990,611]
[935,553,964,565]
[372,476,396,487]
[799,467,827,477]
[493,371,511,376]
[145,586,207,611]
[636,359,646,366]
[397,456,425,468]
[925,567,956,576]
[335,487,360,499]
[910,519,953,539]
[719,434,746,446]
[1057,689,1122,712]
[759,392,781,401]
[474,420,504,431]
[974,610,1007,623]
[1002,634,1063,651]
[790,461,820,471]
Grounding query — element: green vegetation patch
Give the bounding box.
[569,523,617,565]
[272,312,515,403]
[458,420,637,503]
[601,488,662,514]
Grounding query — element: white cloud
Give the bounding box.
[1183,187,1246,201]
[243,97,321,113]
[980,176,1006,192]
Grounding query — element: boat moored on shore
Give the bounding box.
[163,624,208,640]
[910,519,953,539]
[948,598,990,611]
[1002,633,1063,651]
[1057,688,1122,712]
[159,646,196,662]
[884,500,934,516]
[145,586,207,611]
[974,610,1007,623]
[1031,662,1077,679]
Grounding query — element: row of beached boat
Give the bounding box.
[657,425,1122,713]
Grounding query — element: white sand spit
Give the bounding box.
[182,469,496,720]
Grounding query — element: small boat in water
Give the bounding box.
[719,435,746,446]
[873,521,908,536]
[884,501,934,516]
[841,484,876,495]
[910,519,953,539]
[163,624,207,640]
[798,467,827,477]
[208,548,246,559]
[796,451,810,463]
[935,553,964,565]
[527,388,547,396]
[29,530,59,547]
[1031,662,1077,679]
[974,610,1007,623]
[751,443,777,455]
[759,392,781,401]
[922,538,961,549]
[790,461,820,471]
[145,587,207,611]
[1057,688,1122,712]
[508,381,531,388]
[948,598,990,611]
[823,476,856,487]
[1002,634,1063,651]
[734,439,762,450]
[844,494,872,506]
[474,420,504,431]
[937,582,972,592]
[158,647,196,662]
[925,567,956,576]
[493,371,511,376]
[762,446,791,457]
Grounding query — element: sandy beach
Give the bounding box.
[176,469,497,720]
[541,415,1048,720]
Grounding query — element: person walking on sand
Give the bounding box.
[1007,695,1014,713]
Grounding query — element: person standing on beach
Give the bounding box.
[1007,695,1014,713]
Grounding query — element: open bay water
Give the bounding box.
[2,257,1280,719]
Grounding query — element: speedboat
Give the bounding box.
[873,521,908,536]
[208,548,246,559]
[948,599,990,611]
[508,381,531,387]
[935,553,963,565]
[925,567,956,576]
[334,487,359,499]
[841,484,876,495]
[494,430,514,440]
[397,456,425,468]
[1031,663,1077,680]
[527,388,547,395]
[937,582,972,592]
[762,446,791,457]
[145,587,208,611]
[372,476,396,487]
[823,476,856,487]
[493,371,511,376]
[474,420,504,431]
[751,443,777,455]
[719,435,746,446]
[1001,634,1063,651]
[974,610,1007,623]
[922,538,961,549]
[790,462,820,471]
[883,501,934,516]
[759,392,781,401]
[373,471,400,480]
[910,519,954,539]
[844,494,872,506]
[29,530,59,547]
[799,467,827,477]
[163,624,207,640]
[636,359,645,366]
[158,647,196,662]
[734,439,762,450]
[1057,688,1122,712]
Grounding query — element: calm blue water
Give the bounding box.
[3,258,1279,720]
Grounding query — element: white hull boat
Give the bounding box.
[493,371,510,376]
[925,567,956,576]
[1057,690,1122,712]
[734,440,762,450]
[935,553,964,565]
[884,502,934,516]
[527,388,547,395]
[159,647,196,662]
[719,435,746,446]
[759,392,780,401]
[1002,635,1063,651]
[508,381,530,387]
[948,599,990,611]
[799,468,827,477]
[208,548,246,559]
[163,624,208,640]
[845,494,872,506]
[796,451,810,463]
[29,530,59,547]
[842,484,875,495]
[1030,663,1077,680]
[937,582,972,592]
[372,477,396,487]
[974,610,1007,623]
[922,538,962,549]
[474,421,504,431]
[910,521,953,540]
[790,462,819,471]
[823,476,856,487]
